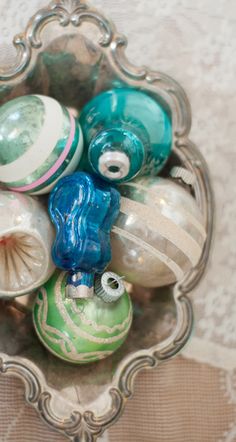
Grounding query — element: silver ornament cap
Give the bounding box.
[170,167,196,187]
[65,272,94,299]
[98,151,130,180]
[95,272,125,303]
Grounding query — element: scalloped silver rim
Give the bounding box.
[0,0,214,440]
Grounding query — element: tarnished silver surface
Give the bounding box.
[0,0,214,440]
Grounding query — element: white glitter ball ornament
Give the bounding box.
[110,176,206,288]
[0,190,55,298]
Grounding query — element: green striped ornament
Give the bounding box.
[0,95,83,195]
[33,271,133,364]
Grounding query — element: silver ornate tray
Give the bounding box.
[0,1,214,440]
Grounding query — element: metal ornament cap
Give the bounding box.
[98,150,131,180]
[65,272,94,299]
[170,166,196,187]
[95,272,125,303]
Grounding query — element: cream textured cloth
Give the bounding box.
[0,0,236,440]
[1,356,236,442]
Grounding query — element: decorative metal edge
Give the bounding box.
[0,0,214,440]
[0,0,115,81]
[0,295,192,442]
[173,140,215,293]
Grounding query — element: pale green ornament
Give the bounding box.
[33,271,133,364]
[0,94,83,195]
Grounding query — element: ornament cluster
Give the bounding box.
[0,89,206,364]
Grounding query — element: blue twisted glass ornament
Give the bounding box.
[48,172,120,298]
[79,88,172,183]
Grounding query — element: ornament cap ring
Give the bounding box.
[98,151,130,180]
[95,272,125,303]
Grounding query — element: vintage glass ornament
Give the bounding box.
[33,271,133,364]
[0,190,55,298]
[49,172,120,298]
[110,174,206,287]
[0,94,83,195]
[79,88,172,183]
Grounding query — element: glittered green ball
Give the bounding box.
[33,271,133,364]
[0,95,83,195]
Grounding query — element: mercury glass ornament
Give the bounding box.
[49,172,120,298]
[110,175,206,287]
[79,88,172,183]
[0,95,83,195]
[0,190,55,298]
[33,271,133,364]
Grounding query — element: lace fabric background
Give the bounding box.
[0,0,236,440]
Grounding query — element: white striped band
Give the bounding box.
[0,95,63,183]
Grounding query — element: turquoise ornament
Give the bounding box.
[33,271,133,364]
[0,95,83,195]
[49,172,120,298]
[79,88,172,183]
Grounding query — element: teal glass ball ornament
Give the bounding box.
[110,175,206,288]
[33,271,133,364]
[0,95,83,195]
[79,88,172,183]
